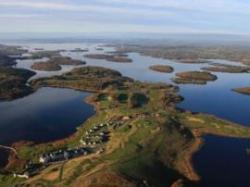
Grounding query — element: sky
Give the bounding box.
[0,0,250,35]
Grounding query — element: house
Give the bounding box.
[122,116,130,120]
[49,150,65,162]
[99,132,105,136]
[39,147,88,164]
[13,173,29,179]
[80,139,87,146]
[93,126,99,130]
[39,154,50,163]
[97,148,105,154]
[14,163,42,178]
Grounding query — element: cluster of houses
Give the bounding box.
[14,121,126,179]
[14,162,44,179]
[14,147,89,179]
[80,122,111,147]
[39,147,88,164]
[39,121,125,165]
[79,121,125,147]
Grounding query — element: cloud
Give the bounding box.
[94,0,250,14]
[1,0,249,18]
[0,0,250,34]
[0,18,234,34]
[0,0,70,10]
[0,13,40,18]
[1,0,250,14]
[0,0,175,17]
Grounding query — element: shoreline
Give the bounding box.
[1,88,97,170]
[182,131,203,182]
[0,84,245,185]
[2,65,250,186]
[2,83,250,184]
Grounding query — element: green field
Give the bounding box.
[2,66,250,187]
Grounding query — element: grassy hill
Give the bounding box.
[2,66,250,187]
[0,67,35,100]
[0,45,36,100]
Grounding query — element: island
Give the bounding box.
[177,59,210,64]
[149,65,174,73]
[107,51,129,57]
[0,44,28,56]
[173,71,217,85]
[34,48,44,51]
[202,63,250,73]
[84,54,132,63]
[232,87,250,95]
[31,57,86,71]
[95,47,104,51]
[28,50,62,59]
[2,66,250,187]
[51,57,86,66]
[31,62,62,71]
[70,48,89,52]
[31,66,132,91]
[114,44,250,66]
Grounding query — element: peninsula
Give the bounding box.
[202,63,250,73]
[1,66,250,187]
[0,46,36,100]
[31,57,86,71]
[84,54,132,63]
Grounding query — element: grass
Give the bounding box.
[0,67,35,100]
[3,66,250,187]
[31,57,86,72]
[0,174,24,187]
[116,44,250,66]
[28,50,61,59]
[202,63,250,73]
[233,87,250,96]
[0,47,36,100]
[173,71,217,85]
[31,61,62,71]
[84,54,132,63]
[149,64,174,73]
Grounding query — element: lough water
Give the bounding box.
[0,87,94,145]
[65,47,250,186]
[1,42,250,186]
[0,86,94,167]
[193,135,250,187]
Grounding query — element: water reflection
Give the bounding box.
[0,87,95,145]
[2,42,250,186]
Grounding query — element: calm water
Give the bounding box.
[178,73,250,126]
[63,47,250,186]
[12,43,114,80]
[193,135,250,187]
[0,87,95,145]
[2,42,250,186]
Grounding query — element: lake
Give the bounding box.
[0,87,95,145]
[193,135,250,187]
[2,42,250,186]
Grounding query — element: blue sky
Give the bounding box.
[0,0,250,35]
